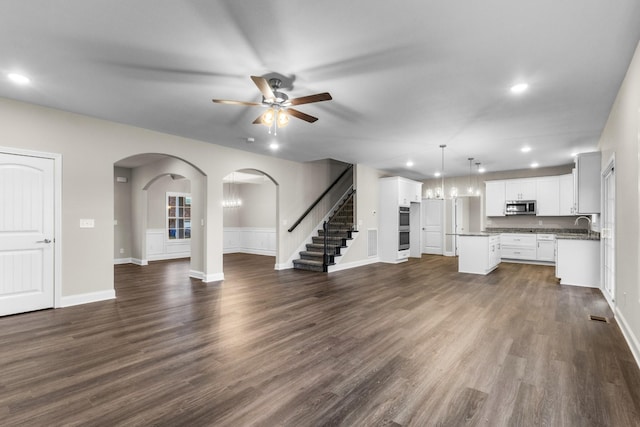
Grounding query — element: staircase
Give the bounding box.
[293,192,357,272]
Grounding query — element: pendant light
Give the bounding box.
[467,157,474,195]
[439,144,446,199]
[475,162,482,195]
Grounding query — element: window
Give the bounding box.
[167,192,191,240]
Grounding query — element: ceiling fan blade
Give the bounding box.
[250,76,275,101]
[288,92,332,106]
[212,99,262,106]
[252,113,264,124]
[287,108,318,123]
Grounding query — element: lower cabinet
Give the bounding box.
[556,239,600,287]
[500,234,537,261]
[458,235,501,275]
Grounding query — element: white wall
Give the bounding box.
[597,41,640,365]
[0,97,353,297]
[146,175,191,229]
[338,164,383,267]
[113,167,132,260]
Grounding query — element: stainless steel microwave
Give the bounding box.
[505,200,536,215]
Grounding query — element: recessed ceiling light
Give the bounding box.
[406,161,414,167]
[510,83,528,94]
[531,162,539,168]
[478,167,486,173]
[269,142,279,150]
[434,172,441,177]
[7,73,30,85]
[521,146,531,153]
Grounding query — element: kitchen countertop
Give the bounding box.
[484,227,600,241]
[450,232,499,237]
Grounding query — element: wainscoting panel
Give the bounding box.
[146,229,191,261]
[223,227,276,256]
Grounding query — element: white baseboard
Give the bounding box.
[615,307,640,370]
[131,258,148,266]
[328,257,380,273]
[147,252,190,261]
[203,272,224,283]
[60,289,116,308]
[114,257,132,265]
[274,262,293,270]
[224,248,276,256]
[189,270,204,280]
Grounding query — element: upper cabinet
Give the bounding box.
[485,181,506,216]
[382,176,422,207]
[559,172,576,215]
[486,171,584,217]
[505,179,536,200]
[536,176,560,216]
[575,152,601,214]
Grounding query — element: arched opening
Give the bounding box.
[222,168,279,272]
[113,153,207,281]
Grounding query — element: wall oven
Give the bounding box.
[399,228,410,251]
[399,207,410,250]
[505,200,536,215]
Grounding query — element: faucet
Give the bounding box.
[575,216,591,226]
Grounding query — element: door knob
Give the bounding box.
[36,239,52,244]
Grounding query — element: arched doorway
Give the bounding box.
[113,153,207,280]
[222,169,279,271]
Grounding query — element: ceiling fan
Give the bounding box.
[212,76,332,133]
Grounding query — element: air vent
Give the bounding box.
[368,229,378,257]
[589,315,609,323]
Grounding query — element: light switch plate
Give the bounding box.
[80,219,95,228]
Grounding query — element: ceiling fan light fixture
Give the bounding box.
[277,110,289,127]
[261,108,275,126]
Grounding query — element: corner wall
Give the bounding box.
[597,41,640,366]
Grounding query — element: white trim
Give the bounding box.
[615,306,640,370]
[0,146,63,309]
[203,272,224,283]
[327,257,380,273]
[274,262,293,270]
[60,289,116,307]
[147,252,190,261]
[131,258,148,266]
[223,227,276,256]
[189,270,204,280]
[114,257,133,265]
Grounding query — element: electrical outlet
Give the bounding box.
[120,248,125,254]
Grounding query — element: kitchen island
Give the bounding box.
[456,233,501,275]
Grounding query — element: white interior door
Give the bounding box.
[421,199,443,254]
[602,163,615,307]
[0,153,54,316]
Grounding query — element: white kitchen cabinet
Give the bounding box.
[397,178,422,206]
[536,176,560,216]
[379,177,422,263]
[500,233,537,260]
[505,179,536,201]
[556,238,600,287]
[485,181,506,216]
[458,234,501,275]
[559,173,576,215]
[575,152,601,214]
[536,234,556,262]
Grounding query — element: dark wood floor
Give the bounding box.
[1,254,639,426]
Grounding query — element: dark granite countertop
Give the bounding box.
[484,227,600,241]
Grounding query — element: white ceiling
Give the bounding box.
[1,1,639,179]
